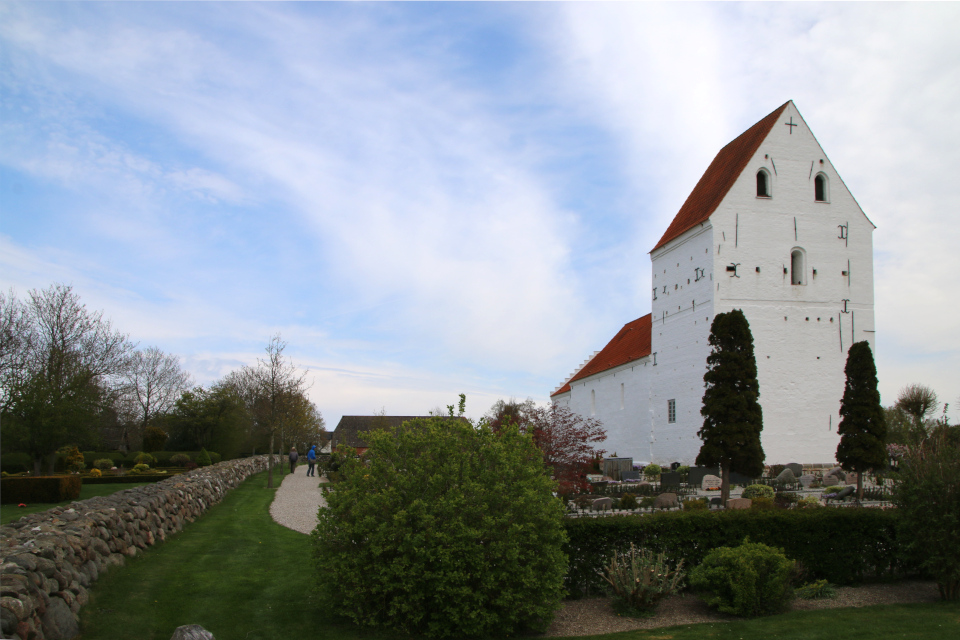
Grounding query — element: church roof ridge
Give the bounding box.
[650,100,792,253]
[550,313,652,397]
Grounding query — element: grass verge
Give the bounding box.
[78,467,959,640]
[1,483,151,525]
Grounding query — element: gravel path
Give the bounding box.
[269,469,328,535]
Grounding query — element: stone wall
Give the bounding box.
[0,455,280,640]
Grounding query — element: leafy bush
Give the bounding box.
[93,458,114,470]
[795,579,837,600]
[821,485,843,497]
[774,492,800,509]
[750,496,775,510]
[64,446,86,473]
[893,432,960,600]
[767,464,785,479]
[619,493,639,510]
[683,498,708,511]
[676,465,690,482]
[639,496,656,509]
[741,484,774,500]
[690,539,795,617]
[130,463,151,473]
[0,453,31,474]
[89,468,102,478]
[797,495,822,509]
[599,544,685,616]
[314,416,567,638]
[169,453,191,467]
[643,463,662,479]
[196,448,212,467]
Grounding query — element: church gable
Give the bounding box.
[651,102,789,253]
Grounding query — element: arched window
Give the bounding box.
[814,173,828,202]
[756,169,771,197]
[791,249,805,285]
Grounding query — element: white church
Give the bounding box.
[551,101,875,466]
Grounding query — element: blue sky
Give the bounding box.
[2,2,958,426]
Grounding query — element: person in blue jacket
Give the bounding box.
[306,444,317,477]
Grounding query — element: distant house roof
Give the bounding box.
[551,314,652,397]
[650,101,790,253]
[332,416,431,450]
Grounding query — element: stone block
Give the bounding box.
[591,497,613,511]
[786,463,804,476]
[653,493,678,509]
[775,468,796,483]
[798,474,816,487]
[701,475,722,490]
[726,497,752,510]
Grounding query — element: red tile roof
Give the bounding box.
[651,101,790,252]
[551,314,652,396]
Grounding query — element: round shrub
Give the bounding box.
[169,453,191,467]
[94,458,114,471]
[89,468,102,478]
[683,498,708,511]
[134,452,156,466]
[797,495,822,509]
[64,446,86,473]
[676,465,690,482]
[314,416,567,638]
[196,448,212,467]
[690,539,795,617]
[741,484,774,500]
[131,463,150,473]
[750,496,776,510]
[643,463,662,479]
[619,493,639,510]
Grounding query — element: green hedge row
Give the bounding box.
[82,473,180,485]
[563,508,917,596]
[0,476,82,504]
[1,451,222,474]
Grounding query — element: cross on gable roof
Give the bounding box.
[651,101,791,253]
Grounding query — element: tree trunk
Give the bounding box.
[33,455,42,476]
[721,465,731,507]
[267,431,275,488]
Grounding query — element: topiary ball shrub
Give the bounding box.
[133,452,156,467]
[89,468,102,478]
[94,458,114,470]
[619,493,639,510]
[313,416,567,638]
[196,448,212,467]
[169,453,191,467]
[130,463,150,474]
[741,484,774,500]
[643,463,662,480]
[690,539,795,617]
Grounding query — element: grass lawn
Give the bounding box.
[78,468,959,640]
[1,483,151,525]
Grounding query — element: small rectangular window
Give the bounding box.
[668,399,676,424]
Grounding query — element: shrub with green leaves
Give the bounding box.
[64,446,86,473]
[619,493,639,510]
[313,416,567,638]
[169,453,191,467]
[893,431,960,600]
[130,463,150,473]
[599,543,684,616]
[134,452,156,466]
[795,579,837,600]
[690,539,795,617]
[741,484,774,500]
[643,463,662,479]
[683,498,708,511]
[94,458,115,470]
[196,448,212,467]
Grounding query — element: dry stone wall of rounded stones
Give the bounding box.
[0,455,280,640]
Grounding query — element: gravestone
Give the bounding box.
[660,471,681,487]
[799,474,816,488]
[729,471,756,485]
[670,461,682,470]
[710,497,723,506]
[835,486,855,500]
[726,497,752,510]
[621,470,640,481]
[653,493,678,509]
[845,472,858,484]
[688,466,721,487]
[701,474,722,490]
[775,468,796,484]
[786,463,804,476]
[592,497,613,511]
[824,467,845,485]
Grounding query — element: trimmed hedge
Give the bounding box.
[0,476,82,504]
[81,473,181,485]
[564,508,917,596]
[79,450,222,467]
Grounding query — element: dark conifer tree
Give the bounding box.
[836,341,887,500]
[696,309,765,505]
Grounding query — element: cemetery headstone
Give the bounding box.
[660,471,681,487]
[592,497,613,511]
[786,463,804,476]
[726,497,752,510]
[621,470,640,481]
[835,486,855,500]
[701,474,722,490]
[775,468,796,484]
[688,466,721,486]
[845,472,858,484]
[653,493,678,509]
[799,474,816,488]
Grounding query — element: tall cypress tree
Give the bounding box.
[696,309,765,506]
[836,341,887,500]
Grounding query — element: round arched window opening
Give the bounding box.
[756,169,771,197]
[791,249,805,285]
[814,173,828,202]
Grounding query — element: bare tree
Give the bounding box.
[247,334,310,488]
[0,284,134,473]
[120,346,193,451]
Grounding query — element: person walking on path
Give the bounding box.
[306,444,317,477]
[288,446,299,474]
